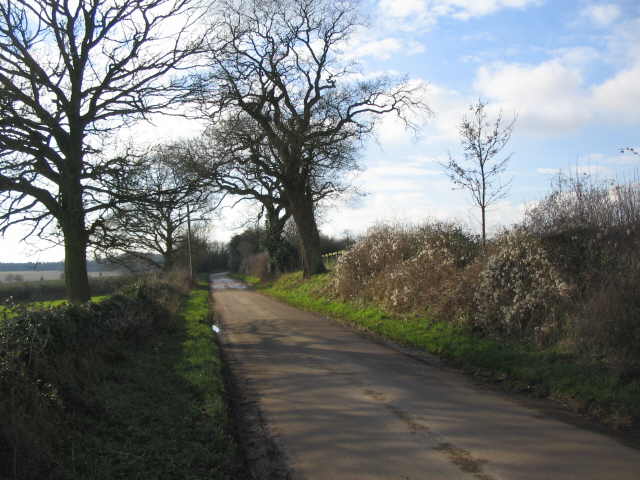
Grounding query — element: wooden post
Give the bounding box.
[187,203,193,283]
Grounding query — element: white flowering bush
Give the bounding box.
[333,222,480,317]
[475,229,568,342]
[333,224,420,300]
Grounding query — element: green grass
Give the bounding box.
[0,295,108,319]
[34,295,108,308]
[229,273,261,287]
[246,271,640,428]
[63,283,240,479]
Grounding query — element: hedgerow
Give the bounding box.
[332,176,640,369]
[0,272,189,479]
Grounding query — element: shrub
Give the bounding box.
[0,272,189,479]
[241,252,271,279]
[333,221,480,318]
[572,254,640,367]
[525,174,640,285]
[333,224,416,300]
[524,174,640,359]
[474,229,568,343]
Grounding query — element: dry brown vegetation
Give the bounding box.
[332,175,640,370]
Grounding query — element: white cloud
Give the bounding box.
[468,11,640,135]
[474,60,590,134]
[341,28,426,60]
[0,227,64,262]
[322,185,529,239]
[377,0,542,28]
[407,40,427,55]
[552,46,602,67]
[371,78,433,146]
[347,37,404,60]
[442,0,543,20]
[407,154,447,164]
[581,3,622,27]
[378,0,427,19]
[364,165,442,177]
[605,17,640,65]
[374,113,415,145]
[592,64,640,123]
[537,168,561,175]
[123,112,205,147]
[420,84,471,141]
[602,152,640,165]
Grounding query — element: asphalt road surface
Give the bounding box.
[211,273,640,480]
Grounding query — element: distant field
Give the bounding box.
[0,270,122,282]
[0,273,134,303]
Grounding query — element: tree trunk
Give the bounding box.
[481,205,486,247]
[61,141,91,303]
[164,233,175,271]
[264,209,290,274]
[288,191,326,277]
[62,216,91,303]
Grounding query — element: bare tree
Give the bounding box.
[193,111,354,273]
[194,0,428,277]
[0,0,205,302]
[95,143,216,271]
[443,100,516,245]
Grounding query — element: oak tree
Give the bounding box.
[196,112,354,273]
[95,142,216,271]
[195,0,427,276]
[0,0,205,302]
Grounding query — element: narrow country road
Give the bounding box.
[211,273,640,480]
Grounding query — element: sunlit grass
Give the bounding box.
[0,295,108,319]
[248,271,640,428]
[65,282,239,479]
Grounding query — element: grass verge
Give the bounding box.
[244,271,640,430]
[57,284,239,479]
[229,273,261,287]
[1,275,240,479]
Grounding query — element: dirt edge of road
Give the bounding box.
[214,302,296,480]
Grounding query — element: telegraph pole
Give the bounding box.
[186,203,193,283]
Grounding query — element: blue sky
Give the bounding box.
[318,0,640,240]
[3,0,640,262]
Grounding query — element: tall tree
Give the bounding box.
[194,112,352,273]
[0,0,205,302]
[442,100,516,245]
[195,0,427,277]
[95,143,216,271]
